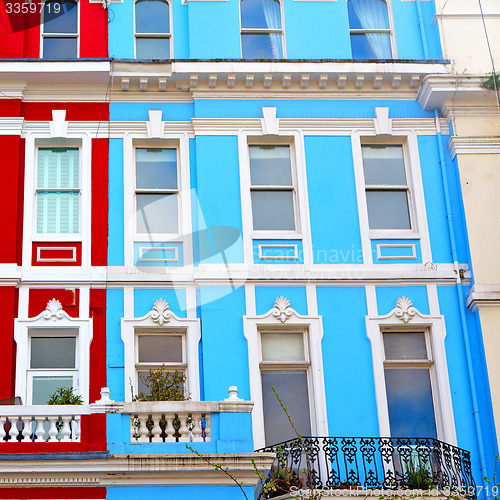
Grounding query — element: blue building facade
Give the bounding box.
[102,0,496,497]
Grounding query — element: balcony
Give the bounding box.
[256,437,476,499]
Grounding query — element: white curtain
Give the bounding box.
[262,0,282,58]
[351,0,391,59]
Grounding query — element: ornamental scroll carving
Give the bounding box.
[272,296,293,323]
[394,296,416,324]
[151,299,172,326]
[43,299,64,320]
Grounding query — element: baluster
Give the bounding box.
[21,416,33,442]
[164,414,175,442]
[60,416,72,442]
[138,415,149,442]
[72,417,80,442]
[150,414,163,442]
[191,413,203,442]
[0,416,7,442]
[35,417,47,442]
[130,415,139,441]
[47,416,59,442]
[177,412,189,441]
[203,414,211,441]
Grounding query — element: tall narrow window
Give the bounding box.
[362,145,411,230]
[36,148,79,234]
[241,0,283,59]
[383,331,437,438]
[42,0,78,59]
[28,331,78,405]
[347,0,392,59]
[260,331,312,445]
[250,145,296,231]
[135,333,186,395]
[135,148,179,235]
[135,0,171,59]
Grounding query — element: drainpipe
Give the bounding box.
[416,0,429,59]
[434,108,488,488]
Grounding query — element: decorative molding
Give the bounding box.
[146,110,165,139]
[261,107,279,135]
[376,243,417,261]
[272,296,293,323]
[49,110,68,139]
[151,299,172,326]
[42,298,64,320]
[466,285,500,313]
[394,296,416,323]
[374,107,392,135]
[448,136,500,159]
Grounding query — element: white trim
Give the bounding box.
[121,300,201,402]
[376,243,416,260]
[258,244,298,260]
[447,136,500,159]
[138,246,179,263]
[244,297,327,449]
[14,300,93,405]
[366,296,457,444]
[36,246,77,263]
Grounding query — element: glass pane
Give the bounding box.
[136,0,170,34]
[138,335,183,363]
[261,370,311,445]
[43,37,78,59]
[366,190,411,229]
[43,0,77,34]
[383,332,428,360]
[350,33,391,60]
[136,148,177,189]
[137,370,184,396]
[261,333,305,361]
[37,192,79,234]
[241,0,281,29]
[362,146,406,186]
[38,148,79,189]
[385,368,437,438]
[136,37,171,59]
[347,0,389,29]
[32,376,73,405]
[250,146,292,186]
[241,34,282,59]
[31,336,76,369]
[251,190,295,230]
[136,193,178,234]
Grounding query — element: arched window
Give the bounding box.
[135,0,171,60]
[240,0,283,59]
[347,0,392,60]
[42,0,78,59]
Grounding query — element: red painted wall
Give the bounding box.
[22,102,109,122]
[28,288,80,318]
[92,139,109,266]
[0,287,16,400]
[0,487,106,499]
[89,289,106,402]
[16,138,25,266]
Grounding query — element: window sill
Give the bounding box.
[33,234,82,242]
[369,230,420,240]
[252,232,302,240]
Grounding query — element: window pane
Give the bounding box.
[261,333,305,361]
[136,37,170,59]
[366,190,410,229]
[31,336,76,369]
[241,0,281,29]
[383,332,428,360]
[136,149,177,189]
[350,33,391,60]
[37,192,79,234]
[38,148,79,189]
[261,370,311,445]
[136,0,170,34]
[136,193,178,233]
[43,37,78,59]
[138,335,183,363]
[32,376,73,405]
[242,34,282,59]
[251,190,295,230]
[362,146,406,186]
[385,368,437,438]
[347,0,389,30]
[137,370,184,396]
[43,0,77,34]
[250,146,292,186]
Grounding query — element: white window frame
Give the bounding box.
[347,0,397,59]
[134,0,173,60]
[244,297,328,449]
[40,0,80,59]
[35,146,81,236]
[366,297,457,444]
[351,130,432,265]
[122,300,201,402]
[239,0,286,59]
[14,300,92,405]
[123,133,193,268]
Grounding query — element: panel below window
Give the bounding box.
[253,239,303,264]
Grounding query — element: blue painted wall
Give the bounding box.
[255,286,307,315]
[106,288,125,401]
[376,285,429,315]
[134,288,187,317]
[108,139,124,266]
[107,486,255,500]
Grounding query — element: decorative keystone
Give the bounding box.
[272,296,293,323]
[225,386,243,401]
[395,296,416,324]
[151,299,172,325]
[43,299,64,320]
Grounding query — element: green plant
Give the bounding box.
[403,466,433,490]
[47,387,83,405]
[482,73,500,90]
[132,366,189,402]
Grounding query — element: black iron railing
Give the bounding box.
[256,437,476,499]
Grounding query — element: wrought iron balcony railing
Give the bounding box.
[256,437,476,499]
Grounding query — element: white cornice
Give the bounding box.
[467,285,500,312]
[0,118,24,135]
[448,136,500,159]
